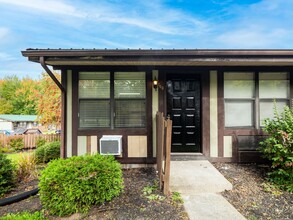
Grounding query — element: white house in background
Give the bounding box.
[0,115,39,131]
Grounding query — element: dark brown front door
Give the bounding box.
[167,76,201,152]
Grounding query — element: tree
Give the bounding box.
[36,72,61,126]
[14,78,40,115]
[0,73,61,127]
[0,75,39,115]
[0,76,21,114]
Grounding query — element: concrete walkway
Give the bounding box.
[170,160,246,220]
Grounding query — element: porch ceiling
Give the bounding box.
[22,49,293,67]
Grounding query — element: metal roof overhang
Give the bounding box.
[21,49,293,67]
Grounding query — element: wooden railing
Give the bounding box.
[156,112,172,195]
[0,134,60,150]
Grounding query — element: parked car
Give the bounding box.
[12,128,42,135]
[0,130,12,135]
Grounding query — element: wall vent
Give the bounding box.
[99,135,122,155]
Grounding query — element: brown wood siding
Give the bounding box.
[158,71,166,113]
[201,73,210,156]
[61,69,67,158]
[116,157,156,164]
[217,71,224,157]
[72,70,78,156]
[146,71,153,158]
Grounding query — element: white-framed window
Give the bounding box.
[224,72,290,128]
[259,72,290,125]
[78,72,146,128]
[224,72,255,127]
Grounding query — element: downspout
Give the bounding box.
[39,56,66,158]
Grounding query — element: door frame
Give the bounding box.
[158,69,210,155]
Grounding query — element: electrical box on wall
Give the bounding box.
[99,135,122,155]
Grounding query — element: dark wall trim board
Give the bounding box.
[71,70,78,156]
[217,71,224,157]
[61,69,67,158]
[201,73,210,156]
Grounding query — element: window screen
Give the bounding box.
[115,100,146,127]
[114,72,146,128]
[259,72,289,125]
[79,72,110,128]
[224,72,255,127]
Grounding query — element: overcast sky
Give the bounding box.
[0,0,292,79]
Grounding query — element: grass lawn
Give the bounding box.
[5,151,35,164]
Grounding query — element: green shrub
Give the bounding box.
[0,153,15,196]
[35,145,45,163]
[9,137,24,152]
[259,105,293,192]
[35,141,60,163]
[39,154,123,216]
[35,137,47,148]
[0,211,47,220]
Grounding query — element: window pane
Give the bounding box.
[114,72,146,99]
[79,72,110,98]
[225,101,254,127]
[260,100,288,126]
[115,100,146,127]
[224,72,254,98]
[259,72,289,98]
[79,100,110,128]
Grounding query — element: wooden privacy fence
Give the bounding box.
[156,112,172,195]
[0,134,60,149]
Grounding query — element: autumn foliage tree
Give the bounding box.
[0,73,61,127]
[36,72,61,127]
[0,75,39,115]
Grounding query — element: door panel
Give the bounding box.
[167,77,201,152]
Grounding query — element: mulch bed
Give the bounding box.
[4,163,291,220]
[0,168,188,219]
[213,163,293,220]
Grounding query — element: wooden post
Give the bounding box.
[156,112,165,189]
[163,118,172,195]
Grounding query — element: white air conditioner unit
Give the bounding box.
[99,135,122,155]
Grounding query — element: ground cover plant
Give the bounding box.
[0,211,47,220]
[259,105,293,192]
[39,154,123,216]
